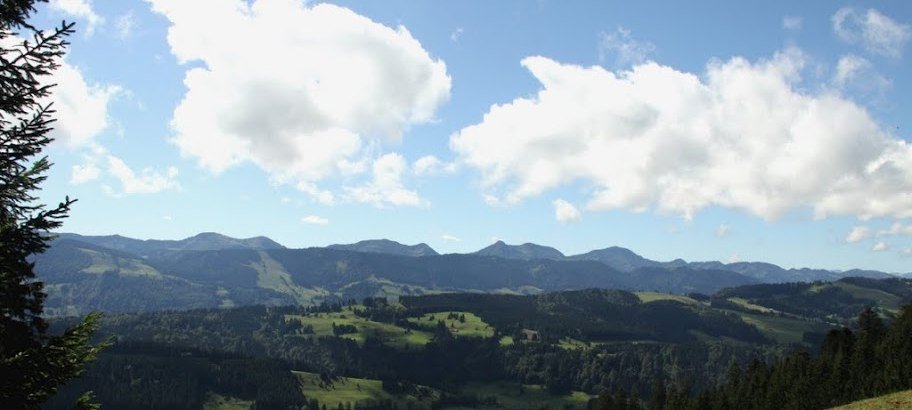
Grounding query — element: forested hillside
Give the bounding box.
[45,280,912,409]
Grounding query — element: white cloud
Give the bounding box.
[441,234,461,242]
[833,54,869,88]
[553,199,581,224]
[70,162,100,184]
[833,8,911,58]
[872,241,889,252]
[47,62,120,146]
[451,50,912,221]
[598,26,655,67]
[450,27,464,43]
[716,224,730,237]
[115,11,136,39]
[413,155,443,176]
[344,153,427,207]
[727,253,741,263]
[782,16,803,31]
[412,155,457,176]
[301,215,329,225]
[846,226,872,243]
[832,54,890,93]
[903,248,912,256]
[49,0,104,35]
[106,155,180,195]
[880,222,912,236]
[149,0,450,204]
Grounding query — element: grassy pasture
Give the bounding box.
[447,381,592,409]
[831,389,912,409]
[635,291,699,305]
[737,312,831,344]
[294,371,436,409]
[727,297,778,314]
[202,393,252,410]
[407,311,496,338]
[287,306,433,349]
[833,282,903,312]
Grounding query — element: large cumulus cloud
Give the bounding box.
[148,0,450,204]
[451,49,912,220]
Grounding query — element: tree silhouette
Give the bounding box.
[0,1,108,407]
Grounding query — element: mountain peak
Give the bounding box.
[569,246,659,271]
[475,241,565,260]
[327,239,438,257]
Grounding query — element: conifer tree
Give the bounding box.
[0,0,107,407]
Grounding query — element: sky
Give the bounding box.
[25,0,912,272]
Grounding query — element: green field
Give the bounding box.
[448,381,592,409]
[635,292,699,305]
[202,393,252,410]
[294,371,436,409]
[557,337,599,350]
[831,390,912,409]
[287,306,433,349]
[728,297,778,314]
[834,282,903,312]
[407,311,496,338]
[737,312,832,344]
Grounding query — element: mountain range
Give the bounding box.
[35,232,903,316]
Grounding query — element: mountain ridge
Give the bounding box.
[327,239,438,257]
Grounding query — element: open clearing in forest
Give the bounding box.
[737,312,832,345]
[286,306,433,349]
[407,311,496,338]
[447,381,592,409]
[294,371,435,409]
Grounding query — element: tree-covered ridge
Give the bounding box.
[712,277,912,322]
[642,305,912,410]
[45,289,793,408]
[401,289,767,344]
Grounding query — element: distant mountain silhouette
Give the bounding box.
[327,239,438,257]
[55,232,284,258]
[37,232,901,315]
[569,246,666,271]
[474,240,565,260]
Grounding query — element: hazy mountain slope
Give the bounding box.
[569,246,667,271]
[474,240,565,260]
[34,233,905,315]
[327,239,438,257]
[56,232,285,258]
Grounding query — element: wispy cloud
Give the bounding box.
[716,224,731,237]
[782,16,802,31]
[441,234,461,242]
[450,27,464,43]
[115,11,136,40]
[106,156,179,195]
[871,241,889,252]
[598,26,655,67]
[833,8,911,58]
[846,226,872,243]
[301,215,329,225]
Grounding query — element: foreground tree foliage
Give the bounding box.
[636,306,912,410]
[0,0,107,407]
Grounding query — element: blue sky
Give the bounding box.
[29,0,912,272]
